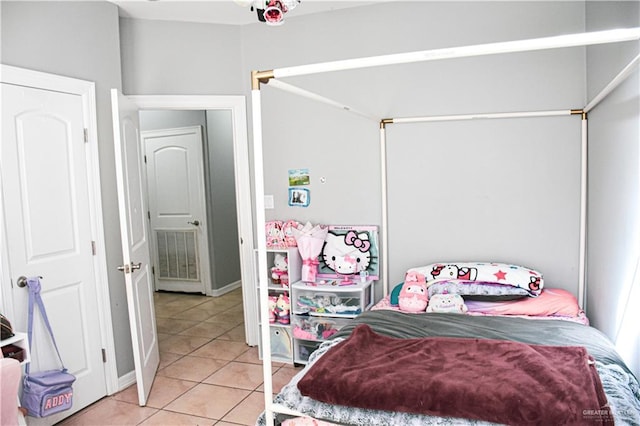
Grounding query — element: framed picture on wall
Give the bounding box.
[288,188,310,207]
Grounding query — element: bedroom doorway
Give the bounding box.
[128,95,257,346]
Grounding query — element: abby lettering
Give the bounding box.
[44,392,72,410]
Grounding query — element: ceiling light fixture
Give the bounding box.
[236,0,301,26]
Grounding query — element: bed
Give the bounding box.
[257,263,640,425]
[251,27,640,425]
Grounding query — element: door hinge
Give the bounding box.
[151,265,155,275]
[144,155,147,164]
[91,241,96,255]
[101,348,106,363]
[147,211,151,220]
[84,128,89,143]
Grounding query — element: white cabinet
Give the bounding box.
[256,247,301,364]
[1,332,30,365]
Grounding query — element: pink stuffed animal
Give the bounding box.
[398,271,429,313]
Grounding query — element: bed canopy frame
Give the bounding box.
[250,27,640,424]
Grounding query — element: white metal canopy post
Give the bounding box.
[380,121,390,295]
[579,115,588,311]
[251,82,275,425]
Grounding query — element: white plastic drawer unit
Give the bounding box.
[291,314,351,342]
[294,339,322,364]
[291,278,374,318]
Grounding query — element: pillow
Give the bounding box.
[390,282,404,305]
[428,280,531,301]
[465,288,581,318]
[407,262,544,295]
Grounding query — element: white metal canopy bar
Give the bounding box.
[266,79,379,121]
[390,109,574,124]
[585,52,640,113]
[273,28,640,79]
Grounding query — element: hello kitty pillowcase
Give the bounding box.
[406,262,544,296]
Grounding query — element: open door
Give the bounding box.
[111,89,159,406]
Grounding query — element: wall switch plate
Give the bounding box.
[264,195,274,209]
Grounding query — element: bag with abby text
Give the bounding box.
[21,277,76,417]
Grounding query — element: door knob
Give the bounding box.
[187,220,200,226]
[16,276,42,288]
[117,262,142,273]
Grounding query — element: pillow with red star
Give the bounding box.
[406,262,544,296]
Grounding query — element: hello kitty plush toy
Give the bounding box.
[268,296,278,323]
[266,221,285,249]
[398,271,429,313]
[322,231,372,283]
[427,293,468,314]
[276,294,290,324]
[271,254,289,287]
[282,220,301,247]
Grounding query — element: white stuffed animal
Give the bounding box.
[426,293,468,314]
[271,254,289,287]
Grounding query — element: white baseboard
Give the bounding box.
[116,370,137,393]
[210,280,241,297]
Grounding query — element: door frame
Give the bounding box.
[0,65,118,393]
[128,96,258,345]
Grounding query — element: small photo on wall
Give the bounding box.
[288,168,310,186]
[288,188,310,207]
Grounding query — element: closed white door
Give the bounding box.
[111,89,159,406]
[142,126,209,294]
[1,82,107,422]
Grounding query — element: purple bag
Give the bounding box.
[21,277,76,417]
[22,369,75,417]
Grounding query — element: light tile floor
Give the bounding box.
[58,288,302,425]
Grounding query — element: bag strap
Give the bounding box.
[25,277,67,375]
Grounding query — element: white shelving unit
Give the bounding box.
[256,247,301,364]
[1,332,31,365]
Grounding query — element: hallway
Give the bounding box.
[58,288,301,425]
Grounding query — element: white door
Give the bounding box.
[142,126,209,294]
[111,89,159,406]
[1,82,107,422]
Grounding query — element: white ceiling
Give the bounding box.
[110,0,385,26]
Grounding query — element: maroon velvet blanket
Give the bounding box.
[297,324,612,425]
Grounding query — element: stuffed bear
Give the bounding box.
[426,293,468,314]
[271,254,289,287]
[398,271,429,313]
